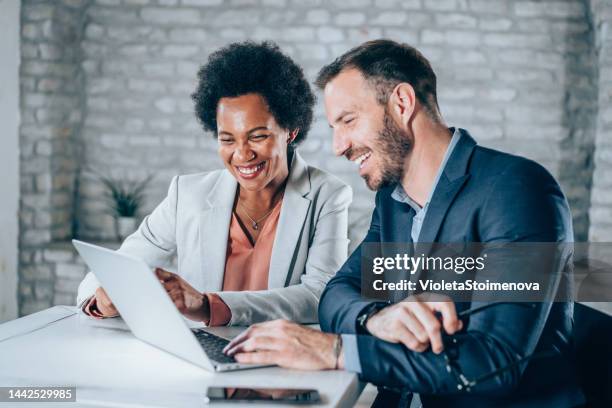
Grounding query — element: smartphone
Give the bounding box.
[205,387,321,404]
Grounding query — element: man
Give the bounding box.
[224,40,584,407]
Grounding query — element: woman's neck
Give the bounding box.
[238,182,285,211]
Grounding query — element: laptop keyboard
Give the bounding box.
[193,329,236,364]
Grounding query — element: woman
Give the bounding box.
[76,41,352,326]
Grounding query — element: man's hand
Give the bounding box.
[223,320,341,370]
[155,268,210,322]
[91,287,119,318]
[366,293,462,354]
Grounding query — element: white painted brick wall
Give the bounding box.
[589,0,612,243]
[17,0,611,315]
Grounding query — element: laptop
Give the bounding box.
[72,239,269,372]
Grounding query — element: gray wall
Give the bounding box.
[28,0,600,241]
[589,0,612,242]
[15,0,612,315]
[0,0,20,323]
[19,0,88,314]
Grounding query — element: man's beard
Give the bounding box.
[364,111,413,191]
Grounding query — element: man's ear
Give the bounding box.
[388,83,416,126]
[288,128,299,144]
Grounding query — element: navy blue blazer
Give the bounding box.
[319,130,585,407]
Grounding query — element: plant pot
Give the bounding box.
[116,216,137,240]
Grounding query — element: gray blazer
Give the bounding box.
[76,152,352,325]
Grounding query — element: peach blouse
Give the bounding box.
[206,199,283,326]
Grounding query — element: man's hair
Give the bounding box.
[192,41,315,144]
[315,39,441,120]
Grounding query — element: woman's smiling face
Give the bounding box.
[216,93,293,192]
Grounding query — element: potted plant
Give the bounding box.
[98,174,153,240]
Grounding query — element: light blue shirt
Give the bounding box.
[342,128,462,374]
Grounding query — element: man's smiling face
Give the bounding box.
[324,68,413,191]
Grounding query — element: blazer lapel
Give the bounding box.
[417,174,470,245]
[411,131,476,286]
[268,152,312,289]
[417,130,476,246]
[199,171,236,292]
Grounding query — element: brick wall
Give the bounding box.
[74,0,600,241]
[17,0,611,315]
[19,0,89,315]
[584,1,612,316]
[589,0,612,242]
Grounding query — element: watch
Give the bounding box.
[356,302,390,334]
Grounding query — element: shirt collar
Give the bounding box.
[391,127,462,210]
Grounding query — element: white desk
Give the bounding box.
[0,306,363,407]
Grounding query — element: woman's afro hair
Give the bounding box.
[192,41,315,145]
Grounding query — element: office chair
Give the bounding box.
[573,303,612,407]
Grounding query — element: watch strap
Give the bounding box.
[356,301,390,334]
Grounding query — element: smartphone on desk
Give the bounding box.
[205,387,321,404]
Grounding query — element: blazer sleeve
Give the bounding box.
[319,191,384,334]
[76,176,180,308]
[319,161,573,396]
[217,183,352,325]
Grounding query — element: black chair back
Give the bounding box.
[573,303,612,407]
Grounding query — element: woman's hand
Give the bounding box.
[155,268,210,322]
[89,287,119,318]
